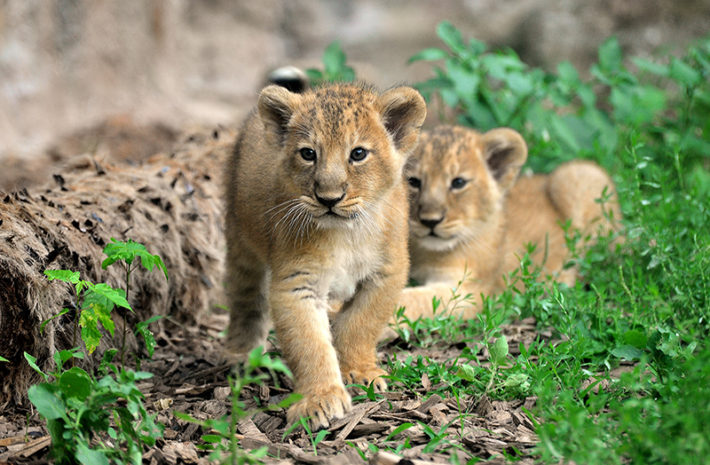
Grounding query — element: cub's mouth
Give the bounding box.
[411,223,460,251]
[313,207,360,227]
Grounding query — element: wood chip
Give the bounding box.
[370,451,449,465]
[334,401,382,441]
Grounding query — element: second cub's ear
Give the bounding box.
[378,87,427,155]
[258,85,299,140]
[481,128,528,191]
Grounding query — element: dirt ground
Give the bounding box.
[0,306,543,465]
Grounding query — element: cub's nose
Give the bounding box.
[315,192,345,209]
[420,217,443,230]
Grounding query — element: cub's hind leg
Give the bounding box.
[547,160,621,237]
[225,244,270,356]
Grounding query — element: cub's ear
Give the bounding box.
[257,85,299,140]
[378,87,427,155]
[481,128,528,191]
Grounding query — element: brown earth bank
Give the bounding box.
[0,126,230,407]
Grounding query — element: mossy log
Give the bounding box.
[0,128,233,408]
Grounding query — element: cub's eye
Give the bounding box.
[349,147,368,162]
[408,177,421,189]
[451,177,468,189]
[299,147,317,162]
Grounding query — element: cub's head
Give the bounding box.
[406,125,527,251]
[258,83,426,230]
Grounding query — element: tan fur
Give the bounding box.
[224,83,426,427]
[398,125,621,321]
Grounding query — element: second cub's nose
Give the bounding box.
[315,193,345,209]
[420,218,443,230]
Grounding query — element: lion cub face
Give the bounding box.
[259,84,424,232]
[406,125,527,251]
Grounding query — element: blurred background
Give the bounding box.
[1,0,709,190]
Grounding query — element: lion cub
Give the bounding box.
[225,83,426,426]
[398,125,621,320]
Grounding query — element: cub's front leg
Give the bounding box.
[332,264,408,392]
[269,267,351,428]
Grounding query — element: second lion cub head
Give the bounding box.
[406,125,527,251]
[257,83,426,232]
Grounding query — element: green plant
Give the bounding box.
[284,418,329,456]
[101,238,168,364]
[43,269,129,356]
[43,238,167,363]
[405,23,709,464]
[27,239,168,464]
[178,347,299,465]
[305,40,356,86]
[26,350,162,465]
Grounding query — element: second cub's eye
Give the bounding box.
[349,147,368,162]
[451,177,468,189]
[408,177,421,189]
[299,147,317,162]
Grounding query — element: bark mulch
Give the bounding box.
[0,311,542,465]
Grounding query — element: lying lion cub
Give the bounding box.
[398,125,621,321]
[225,82,426,427]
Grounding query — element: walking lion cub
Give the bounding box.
[225,83,426,427]
[398,125,621,320]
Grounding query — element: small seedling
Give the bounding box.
[179,346,299,465]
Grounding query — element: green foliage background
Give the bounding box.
[397,22,709,464]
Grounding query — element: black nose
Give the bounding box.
[315,193,345,209]
[420,218,443,230]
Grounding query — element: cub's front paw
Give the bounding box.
[341,365,388,392]
[286,384,352,429]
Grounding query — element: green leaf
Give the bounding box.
[632,57,669,77]
[173,411,199,423]
[313,428,329,446]
[557,61,580,85]
[456,363,477,382]
[53,348,83,371]
[79,292,118,354]
[385,422,414,441]
[598,37,622,73]
[44,269,80,284]
[59,367,93,400]
[549,116,581,152]
[669,57,701,87]
[40,308,71,334]
[24,352,48,380]
[102,238,168,279]
[0,355,9,363]
[437,21,465,54]
[135,319,159,358]
[623,329,648,349]
[201,434,223,444]
[503,373,531,395]
[490,335,509,365]
[408,47,449,63]
[28,384,66,420]
[323,41,347,77]
[446,61,480,101]
[76,443,110,465]
[87,283,131,311]
[612,345,644,361]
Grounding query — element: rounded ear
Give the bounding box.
[481,128,528,191]
[257,85,299,140]
[378,87,427,155]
